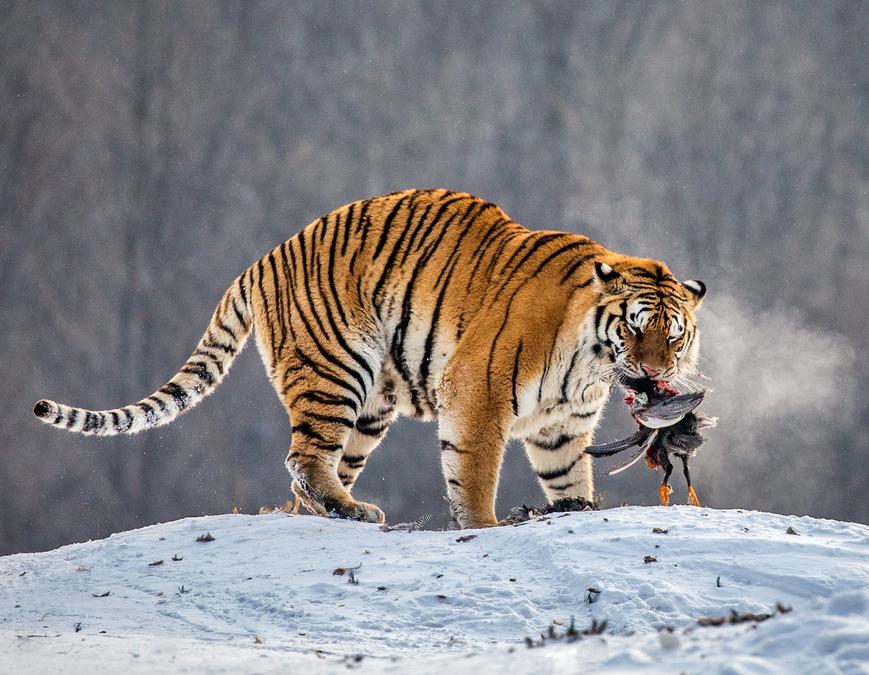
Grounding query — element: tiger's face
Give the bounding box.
[591,260,706,385]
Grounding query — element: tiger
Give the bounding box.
[33,188,706,528]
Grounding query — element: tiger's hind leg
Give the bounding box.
[285,388,385,523]
[338,390,397,492]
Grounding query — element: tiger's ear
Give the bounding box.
[593,261,624,294]
[682,279,706,309]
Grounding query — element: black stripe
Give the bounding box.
[485,285,524,390]
[66,408,78,429]
[529,241,592,279]
[465,218,509,292]
[202,339,236,355]
[504,231,571,275]
[494,233,533,278]
[560,253,596,284]
[327,209,349,326]
[491,232,569,303]
[398,200,435,267]
[594,305,607,337]
[528,434,577,451]
[440,440,468,454]
[216,317,238,343]
[160,382,191,411]
[432,201,483,289]
[308,441,344,453]
[231,298,246,329]
[148,395,168,413]
[411,194,468,254]
[448,478,462,487]
[548,482,577,491]
[355,423,389,437]
[315,215,327,245]
[296,230,330,338]
[292,421,339,445]
[372,193,411,261]
[511,340,523,416]
[82,411,98,433]
[349,199,372,274]
[255,258,275,354]
[418,254,460,408]
[536,330,561,402]
[485,230,522,278]
[627,267,658,280]
[237,273,249,311]
[341,454,367,468]
[181,361,215,387]
[136,402,156,425]
[341,202,356,257]
[119,408,133,432]
[268,251,288,360]
[302,411,355,428]
[355,412,391,436]
[280,372,307,396]
[277,242,300,344]
[294,348,364,407]
[536,457,579,481]
[193,347,225,375]
[294,390,358,413]
[560,350,581,402]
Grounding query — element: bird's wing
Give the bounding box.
[661,431,705,453]
[584,429,652,457]
[635,391,705,428]
[606,431,659,475]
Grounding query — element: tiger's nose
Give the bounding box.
[641,364,661,378]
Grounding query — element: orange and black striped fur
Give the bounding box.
[34,189,706,528]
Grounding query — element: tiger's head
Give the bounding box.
[590,258,706,386]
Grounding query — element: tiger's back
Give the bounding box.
[35,188,706,527]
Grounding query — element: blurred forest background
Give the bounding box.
[2,1,867,555]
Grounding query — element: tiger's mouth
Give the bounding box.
[617,374,680,399]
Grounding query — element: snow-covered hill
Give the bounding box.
[3,507,868,673]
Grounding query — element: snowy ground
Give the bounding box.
[2,506,868,673]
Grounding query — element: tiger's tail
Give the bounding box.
[33,273,253,436]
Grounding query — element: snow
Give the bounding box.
[2,507,868,673]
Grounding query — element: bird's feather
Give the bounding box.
[584,428,653,457]
[635,391,705,428]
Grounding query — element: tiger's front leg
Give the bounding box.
[437,397,511,529]
[523,429,594,505]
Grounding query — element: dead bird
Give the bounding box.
[585,377,716,506]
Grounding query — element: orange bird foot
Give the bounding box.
[687,486,701,507]
[659,483,672,506]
